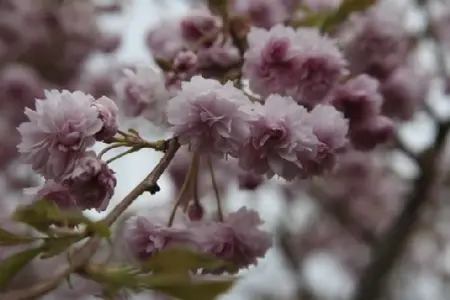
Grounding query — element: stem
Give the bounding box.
[309,183,378,247]
[192,156,201,208]
[2,139,180,300]
[106,146,140,164]
[207,155,223,221]
[167,152,200,226]
[98,143,127,159]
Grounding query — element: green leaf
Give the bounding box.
[13,200,110,238]
[143,274,234,300]
[291,0,376,33]
[207,0,229,17]
[0,247,42,288]
[142,246,230,274]
[321,0,377,32]
[0,228,36,246]
[40,235,85,259]
[83,264,235,300]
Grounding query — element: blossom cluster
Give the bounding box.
[125,206,272,272]
[17,90,118,212]
[2,0,442,299]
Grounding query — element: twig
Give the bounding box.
[2,139,180,300]
[167,152,199,226]
[106,147,140,164]
[207,155,223,221]
[309,184,378,247]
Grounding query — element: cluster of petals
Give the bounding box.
[231,0,289,29]
[167,76,349,180]
[17,89,118,211]
[239,95,348,180]
[146,9,239,73]
[167,76,251,157]
[243,24,347,108]
[340,1,409,79]
[330,75,394,150]
[380,66,429,121]
[114,66,172,126]
[124,207,272,272]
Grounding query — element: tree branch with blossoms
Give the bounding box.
[2,0,450,299]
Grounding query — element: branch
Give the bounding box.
[352,121,450,300]
[308,184,378,247]
[2,139,180,300]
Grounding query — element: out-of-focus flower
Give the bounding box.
[349,115,395,151]
[331,74,383,122]
[340,1,409,78]
[193,207,272,272]
[125,215,193,262]
[243,25,346,107]
[146,19,185,61]
[232,0,289,29]
[381,66,429,121]
[115,66,171,126]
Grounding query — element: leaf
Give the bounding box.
[290,0,376,33]
[83,264,235,300]
[143,273,234,300]
[321,0,377,32]
[208,0,229,18]
[142,246,230,274]
[0,228,36,246]
[14,200,110,238]
[0,247,42,288]
[40,235,84,259]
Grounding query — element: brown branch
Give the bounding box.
[352,121,450,300]
[309,185,378,247]
[2,139,180,300]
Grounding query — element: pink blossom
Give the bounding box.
[340,2,409,78]
[180,10,220,46]
[92,95,118,141]
[193,207,272,272]
[331,74,383,123]
[34,180,76,209]
[243,25,346,107]
[62,152,116,212]
[381,66,429,121]
[303,104,349,174]
[232,0,288,29]
[238,170,264,190]
[166,76,251,157]
[125,215,193,262]
[239,95,319,180]
[0,63,43,112]
[115,66,171,125]
[173,50,198,73]
[17,90,103,179]
[196,44,240,69]
[146,19,184,61]
[349,115,395,151]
